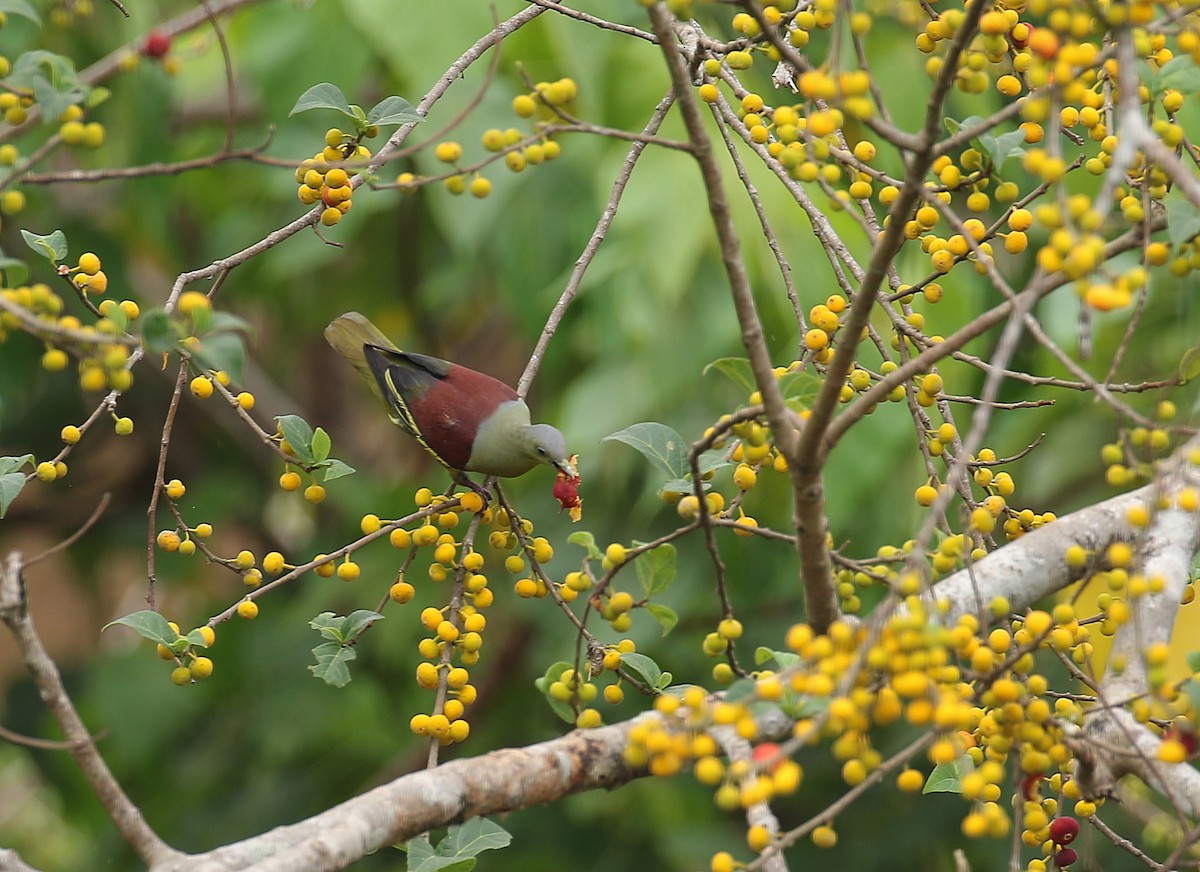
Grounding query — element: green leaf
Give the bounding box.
[309,611,348,643]
[603,422,688,479]
[1187,651,1200,674]
[697,450,728,476]
[85,86,110,110]
[660,478,704,495]
[722,677,759,704]
[290,83,355,119]
[0,0,41,24]
[9,51,88,124]
[316,458,356,481]
[923,755,975,794]
[441,818,512,858]
[206,311,254,337]
[140,309,177,354]
[277,414,315,465]
[0,455,33,476]
[102,610,179,647]
[189,333,245,383]
[1166,191,1200,250]
[1159,55,1200,95]
[20,229,67,264]
[0,255,28,287]
[367,95,423,126]
[1180,347,1200,384]
[0,473,26,519]
[312,427,332,463]
[635,543,676,595]
[977,127,1027,172]
[567,530,601,559]
[644,602,678,636]
[344,609,384,637]
[189,302,213,336]
[534,661,577,723]
[184,628,211,648]
[704,357,756,395]
[753,647,799,670]
[310,641,356,687]
[619,652,662,688]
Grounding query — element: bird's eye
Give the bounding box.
[536,446,547,456]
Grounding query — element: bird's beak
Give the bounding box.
[553,459,575,477]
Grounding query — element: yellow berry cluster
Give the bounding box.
[395,78,573,197]
[295,128,370,226]
[157,621,216,686]
[639,593,1129,867]
[155,518,214,563]
[0,256,140,396]
[1100,402,1178,487]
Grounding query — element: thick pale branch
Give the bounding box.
[161,715,655,872]
[0,553,181,867]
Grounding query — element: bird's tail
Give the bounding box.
[325,312,399,404]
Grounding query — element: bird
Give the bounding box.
[325,312,572,485]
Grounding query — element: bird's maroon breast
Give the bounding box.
[408,364,518,470]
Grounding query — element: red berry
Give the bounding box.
[553,475,581,511]
[1165,724,1198,756]
[1020,773,1044,801]
[143,31,171,58]
[1053,847,1078,868]
[752,742,783,772]
[1048,816,1080,846]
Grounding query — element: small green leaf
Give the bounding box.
[367,95,423,126]
[0,455,34,476]
[277,414,315,465]
[316,458,356,481]
[85,86,110,109]
[1187,651,1200,674]
[977,127,1027,172]
[189,302,213,336]
[644,602,678,636]
[441,818,512,858]
[697,450,728,476]
[619,652,662,688]
[344,609,384,637]
[312,427,332,463]
[184,629,211,648]
[0,255,28,287]
[310,641,356,687]
[603,422,688,479]
[189,333,245,383]
[1167,191,1200,250]
[20,229,67,264]
[1180,347,1200,384]
[309,611,348,643]
[660,478,705,495]
[722,677,759,704]
[534,661,577,723]
[0,0,42,25]
[103,610,179,646]
[704,357,756,395]
[567,530,601,559]
[635,543,676,595]
[924,755,975,794]
[290,83,355,119]
[140,309,176,354]
[1159,55,1200,95]
[0,472,26,519]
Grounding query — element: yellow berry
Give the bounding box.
[304,484,326,504]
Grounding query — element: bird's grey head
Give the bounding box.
[526,423,570,473]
